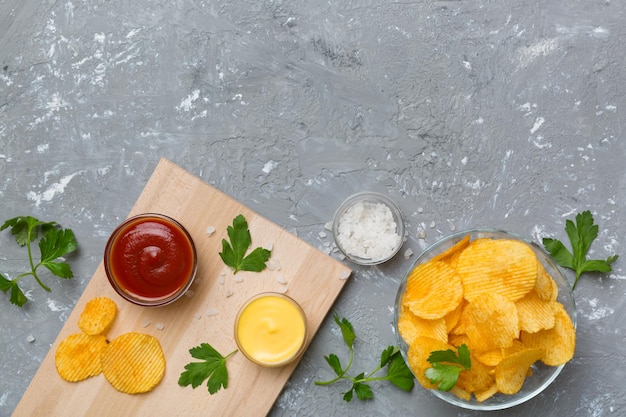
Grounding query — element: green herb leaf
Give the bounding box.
[425,344,471,391]
[0,273,28,307]
[543,210,618,289]
[324,353,343,376]
[334,314,356,349]
[315,316,415,402]
[0,216,77,307]
[178,343,238,394]
[424,363,463,391]
[380,345,395,368]
[219,214,271,274]
[386,350,416,392]
[353,380,373,400]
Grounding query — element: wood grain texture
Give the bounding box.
[13,158,352,417]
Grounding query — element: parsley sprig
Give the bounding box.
[219,214,271,274]
[424,344,471,391]
[315,315,415,402]
[0,216,77,307]
[542,210,618,289]
[178,343,238,394]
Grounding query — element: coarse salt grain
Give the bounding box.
[277,273,288,284]
[206,308,219,316]
[336,201,401,261]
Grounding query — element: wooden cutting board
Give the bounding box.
[13,158,352,417]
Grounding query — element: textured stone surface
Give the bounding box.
[1,0,625,416]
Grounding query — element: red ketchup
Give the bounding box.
[104,214,197,306]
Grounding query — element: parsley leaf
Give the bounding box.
[542,210,618,289]
[219,214,271,274]
[315,314,415,402]
[0,216,77,307]
[178,343,238,394]
[424,344,471,391]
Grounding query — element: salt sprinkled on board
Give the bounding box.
[277,273,288,284]
[206,225,216,236]
[267,259,281,271]
[142,319,151,328]
[155,322,165,331]
[336,201,401,261]
[205,308,219,317]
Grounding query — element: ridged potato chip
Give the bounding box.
[430,235,470,266]
[457,238,537,302]
[403,260,463,320]
[516,290,556,333]
[534,262,559,302]
[495,348,543,395]
[101,332,166,394]
[397,306,448,344]
[456,353,495,393]
[474,340,526,367]
[462,293,519,351]
[474,383,499,403]
[55,333,108,382]
[407,337,454,389]
[78,297,118,336]
[520,303,576,366]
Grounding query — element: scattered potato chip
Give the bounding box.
[398,306,448,344]
[78,297,118,336]
[403,260,463,320]
[101,332,166,394]
[495,348,543,395]
[462,293,519,351]
[457,238,538,302]
[520,303,576,366]
[516,291,556,333]
[55,333,108,382]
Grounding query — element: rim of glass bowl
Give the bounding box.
[393,229,577,411]
[332,191,405,266]
[104,213,198,307]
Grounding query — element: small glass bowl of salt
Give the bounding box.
[332,192,405,265]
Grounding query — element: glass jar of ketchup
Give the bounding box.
[104,213,197,307]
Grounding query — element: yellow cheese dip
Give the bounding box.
[235,293,308,367]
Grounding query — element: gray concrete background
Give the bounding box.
[1,0,625,416]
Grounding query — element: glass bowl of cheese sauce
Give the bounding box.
[234,293,308,367]
[104,213,197,307]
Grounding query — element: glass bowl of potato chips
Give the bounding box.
[394,229,576,410]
